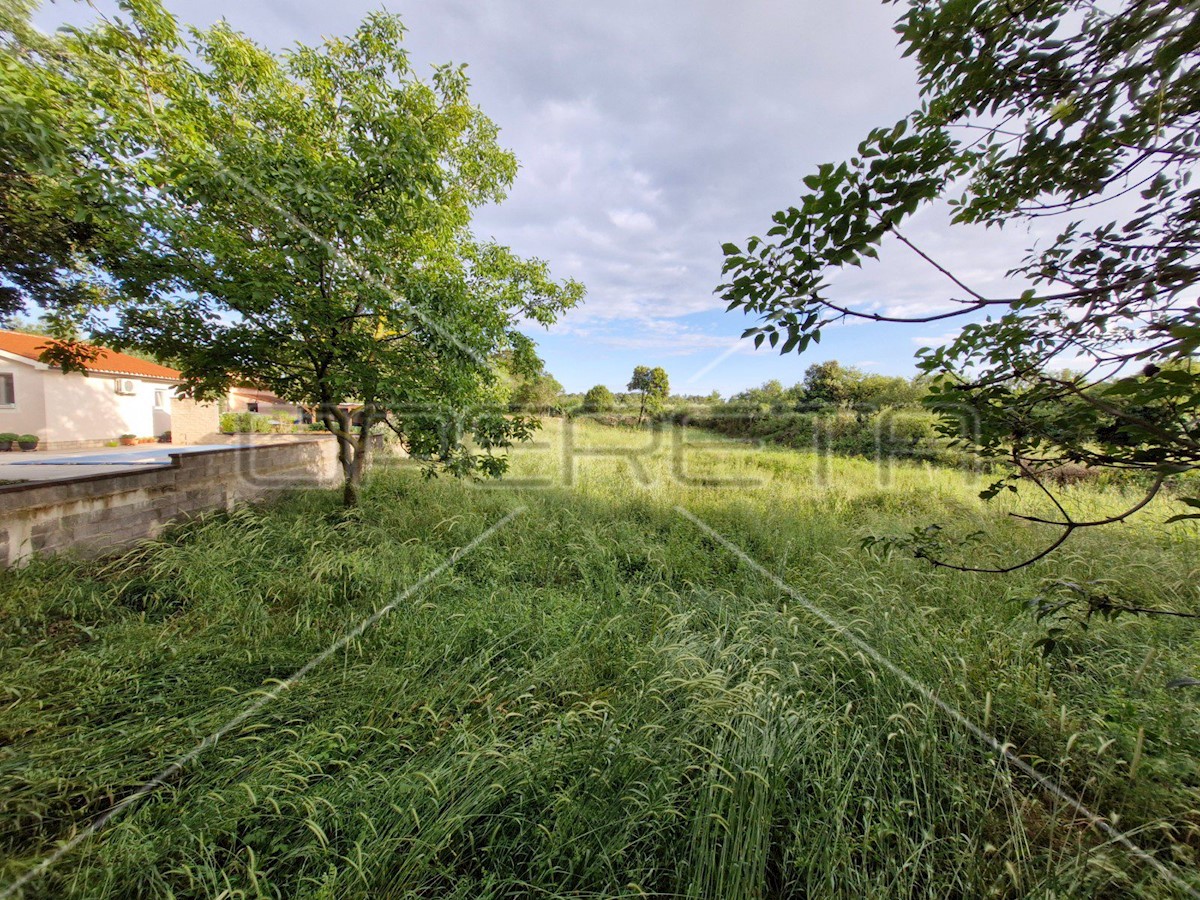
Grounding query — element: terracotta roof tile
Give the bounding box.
[0,331,181,380]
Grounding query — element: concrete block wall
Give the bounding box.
[0,437,346,566]
[171,398,221,445]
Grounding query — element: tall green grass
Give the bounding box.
[1,419,1197,897]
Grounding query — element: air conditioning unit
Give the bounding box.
[115,378,137,395]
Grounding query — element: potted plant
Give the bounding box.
[17,434,39,451]
[0,433,16,451]
[118,433,137,446]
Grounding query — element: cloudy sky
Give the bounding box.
[37,0,1046,394]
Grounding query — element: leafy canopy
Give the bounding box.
[581,384,616,414]
[0,0,154,335]
[720,0,1200,569]
[509,370,564,414]
[627,365,670,424]
[15,1,583,503]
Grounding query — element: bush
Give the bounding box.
[0,432,17,442]
[684,406,956,463]
[17,434,38,443]
[220,412,275,434]
[581,384,616,414]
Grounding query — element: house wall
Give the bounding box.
[227,387,305,420]
[0,361,48,438]
[0,365,189,449]
[43,371,175,446]
[171,398,221,444]
[0,436,359,565]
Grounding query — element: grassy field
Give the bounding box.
[1,419,1198,898]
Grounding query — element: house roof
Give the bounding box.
[0,330,182,380]
[230,386,288,404]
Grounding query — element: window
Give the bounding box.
[154,390,166,408]
[0,373,13,407]
[247,401,259,413]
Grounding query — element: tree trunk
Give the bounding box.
[321,402,361,508]
[342,470,361,507]
[637,394,646,426]
[342,412,373,507]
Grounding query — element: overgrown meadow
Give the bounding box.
[2,420,1198,898]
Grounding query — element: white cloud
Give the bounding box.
[608,209,656,232]
[911,329,963,348]
[38,0,1002,387]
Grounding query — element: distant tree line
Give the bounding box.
[506,359,968,464]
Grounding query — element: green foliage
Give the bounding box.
[720,0,1200,566]
[802,361,854,406]
[3,1,582,504]
[16,434,37,443]
[0,0,136,326]
[219,412,275,434]
[671,366,944,463]
[0,432,17,442]
[0,317,55,336]
[692,405,954,464]
[1,420,1198,896]
[580,384,616,414]
[508,371,563,414]
[627,365,670,425]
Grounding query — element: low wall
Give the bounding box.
[0,437,346,566]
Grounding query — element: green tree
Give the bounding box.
[627,365,669,425]
[0,315,53,336]
[802,361,857,407]
[65,5,581,505]
[720,0,1200,570]
[0,0,155,344]
[509,371,564,414]
[852,373,926,409]
[580,384,616,414]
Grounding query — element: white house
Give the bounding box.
[0,330,219,449]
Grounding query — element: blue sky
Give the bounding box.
[35,0,1051,396]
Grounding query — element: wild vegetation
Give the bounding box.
[2,0,1198,895]
[2,419,1198,898]
[723,0,1200,569]
[547,362,955,465]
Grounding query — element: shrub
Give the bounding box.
[17,434,38,443]
[581,384,616,414]
[0,432,17,442]
[219,412,275,434]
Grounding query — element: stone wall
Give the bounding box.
[0,437,345,566]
